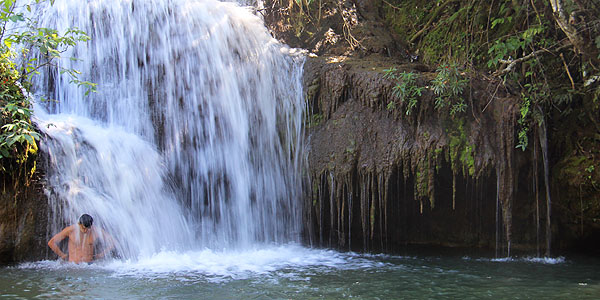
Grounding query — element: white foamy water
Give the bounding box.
[104,245,363,279]
[16,245,379,282]
[32,0,305,260]
[461,256,567,264]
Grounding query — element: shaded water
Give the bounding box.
[2,246,599,299]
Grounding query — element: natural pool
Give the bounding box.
[1,245,598,299]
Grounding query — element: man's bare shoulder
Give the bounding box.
[64,224,77,236]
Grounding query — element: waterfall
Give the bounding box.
[32,0,305,259]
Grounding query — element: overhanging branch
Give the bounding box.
[493,44,572,76]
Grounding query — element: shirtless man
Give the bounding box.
[48,214,115,263]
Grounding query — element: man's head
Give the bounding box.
[78,214,93,233]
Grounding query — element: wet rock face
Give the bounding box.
[0,157,49,264]
[301,56,532,254]
[298,58,600,255]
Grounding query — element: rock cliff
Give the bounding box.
[0,156,49,264]
[264,0,599,255]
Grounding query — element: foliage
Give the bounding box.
[585,164,597,188]
[386,99,396,111]
[383,67,423,115]
[0,53,39,165]
[486,24,546,69]
[1,0,90,173]
[307,113,323,128]
[385,0,599,151]
[383,0,600,227]
[432,62,468,116]
[516,93,530,151]
[383,63,468,117]
[384,0,474,65]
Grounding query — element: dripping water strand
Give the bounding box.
[538,107,552,257]
[495,169,500,258]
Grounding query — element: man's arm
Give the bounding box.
[47,226,72,260]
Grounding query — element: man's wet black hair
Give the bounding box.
[79,214,93,228]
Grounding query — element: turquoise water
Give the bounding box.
[1,245,598,299]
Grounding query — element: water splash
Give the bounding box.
[37,113,194,257]
[33,0,305,259]
[15,245,382,282]
[463,256,566,264]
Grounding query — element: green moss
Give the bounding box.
[461,144,475,176]
[345,138,356,154]
[423,131,430,140]
[382,0,538,68]
[416,170,427,198]
[422,25,468,65]
[554,150,600,230]
[415,158,434,209]
[383,0,476,65]
[555,155,595,187]
[447,118,476,177]
[434,147,444,172]
[307,113,323,128]
[384,2,433,41]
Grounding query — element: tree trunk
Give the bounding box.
[548,0,597,61]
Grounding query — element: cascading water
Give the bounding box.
[32,0,305,260]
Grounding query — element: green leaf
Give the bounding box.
[0,148,10,158]
[6,135,18,147]
[387,101,396,111]
[23,134,35,145]
[29,131,40,140]
[491,18,504,29]
[2,124,14,131]
[8,13,24,22]
[4,0,13,11]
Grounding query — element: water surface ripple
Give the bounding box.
[2,246,599,299]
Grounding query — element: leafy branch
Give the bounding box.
[384,68,423,115]
[432,63,468,116]
[1,0,92,172]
